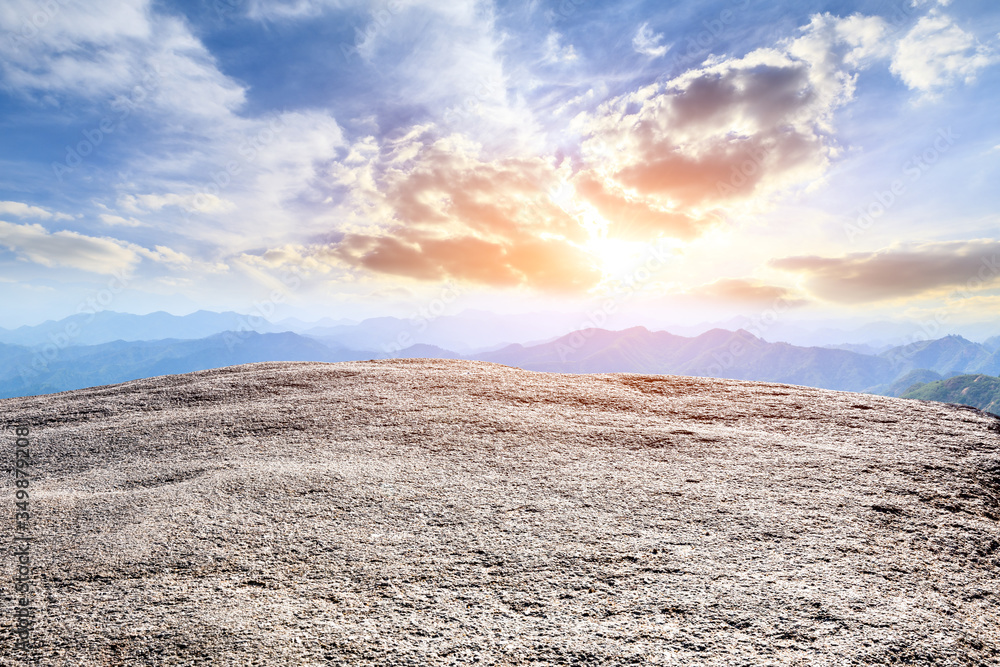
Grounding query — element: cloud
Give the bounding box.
[890,12,995,94]
[544,32,578,63]
[0,219,203,279]
[0,220,141,274]
[118,193,236,214]
[771,240,1000,303]
[574,13,890,241]
[0,0,245,120]
[98,214,144,227]
[632,22,670,58]
[573,173,703,240]
[325,129,600,291]
[343,1,538,149]
[0,201,73,221]
[688,278,805,306]
[245,0,332,20]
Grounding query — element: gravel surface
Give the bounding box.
[1,359,999,666]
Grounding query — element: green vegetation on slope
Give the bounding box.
[902,374,1000,414]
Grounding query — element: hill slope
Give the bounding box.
[903,374,1000,414]
[1,360,998,665]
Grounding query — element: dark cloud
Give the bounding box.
[576,25,867,239]
[771,241,1000,302]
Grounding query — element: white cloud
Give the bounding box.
[111,109,344,247]
[245,0,341,20]
[890,12,995,94]
[349,1,539,152]
[323,128,600,291]
[544,32,578,63]
[0,201,73,221]
[0,219,201,276]
[118,193,236,214]
[0,220,140,274]
[632,22,670,58]
[98,213,145,227]
[0,0,244,122]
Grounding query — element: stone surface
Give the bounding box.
[1,359,999,665]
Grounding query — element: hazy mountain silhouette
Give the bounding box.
[302,309,586,353]
[0,310,281,347]
[478,326,896,392]
[4,323,1000,407]
[0,331,367,398]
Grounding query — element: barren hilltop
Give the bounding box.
[2,359,999,665]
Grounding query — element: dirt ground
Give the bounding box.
[1,359,998,665]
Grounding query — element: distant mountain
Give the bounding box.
[394,344,465,359]
[984,335,1000,353]
[902,374,1000,414]
[6,320,1000,401]
[880,335,1000,376]
[476,327,896,392]
[0,331,373,399]
[273,316,357,330]
[302,310,586,354]
[0,310,284,347]
[879,369,945,398]
[821,342,893,356]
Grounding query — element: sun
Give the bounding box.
[548,180,678,285]
[585,235,654,278]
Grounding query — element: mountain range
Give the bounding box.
[5,310,1000,355]
[3,316,1000,410]
[0,332,371,399]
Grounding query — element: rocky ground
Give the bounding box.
[1,359,999,666]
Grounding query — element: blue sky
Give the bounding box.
[1,0,998,330]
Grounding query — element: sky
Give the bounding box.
[1,0,999,332]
